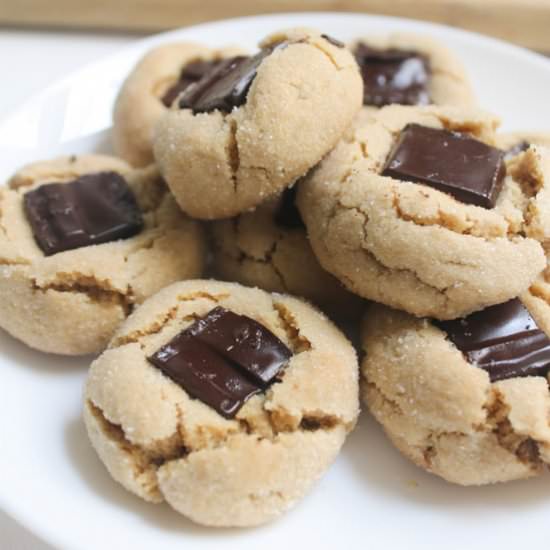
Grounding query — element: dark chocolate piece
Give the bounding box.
[321,34,345,48]
[23,172,143,256]
[148,306,292,417]
[436,299,550,382]
[189,306,292,384]
[382,123,506,208]
[353,43,431,106]
[504,140,530,160]
[162,59,224,107]
[148,333,261,418]
[179,42,287,113]
[274,185,304,229]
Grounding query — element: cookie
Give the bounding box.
[153,28,363,220]
[83,279,359,526]
[361,300,550,485]
[298,105,547,320]
[351,33,475,108]
[210,186,363,318]
[0,155,206,355]
[113,42,244,167]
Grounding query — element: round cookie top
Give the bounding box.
[351,33,475,109]
[153,28,363,220]
[361,301,550,486]
[0,155,206,355]
[211,185,364,318]
[84,279,359,526]
[113,41,245,167]
[298,105,548,319]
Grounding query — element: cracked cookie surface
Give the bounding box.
[113,42,245,167]
[500,135,550,337]
[210,190,364,318]
[153,28,363,220]
[361,302,550,485]
[352,33,475,109]
[0,155,206,355]
[84,279,359,526]
[298,105,547,320]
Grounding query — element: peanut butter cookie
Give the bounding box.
[0,155,206,355]
[84,280,359,526]
[153,28,363,219]
[298,105,546,319]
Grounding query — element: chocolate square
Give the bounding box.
[148,333,261,418]
[382,124,506,208]
[179,42,287,114]
[161,59,224,107]
[23,171,143,256]
[354,43,431,107]
[436,299,550,382]
[148,306,292,418]
[189,306,292,385]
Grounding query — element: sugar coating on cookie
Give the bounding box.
[0,155,206,355]
[113,42,245,167]
[495,134,550,337]
[211,186,363,318]
[361,302,550,485]
[153,28,363,220]
[351,33,475,108]
[84,280,359,526]
[298,105,547,320]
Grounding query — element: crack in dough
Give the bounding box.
[329,202,454,299]
[227,119,241,193]
[272,301,312,353]
[368,377,543,473]
[31,276,132,313]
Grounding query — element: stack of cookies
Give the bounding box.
[2,26,550,527]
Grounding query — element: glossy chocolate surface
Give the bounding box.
[189,307,292,385]
[23,171,143,256]
[161,59,223,107]
[382,123,506,208]
[274,185,304,229]
[436,299,550,382]
[148,306,292,418]
[148,334,261,418]
[354,43,431,106]
[179,42,286,113]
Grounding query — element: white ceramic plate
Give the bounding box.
[2,12,550,550]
